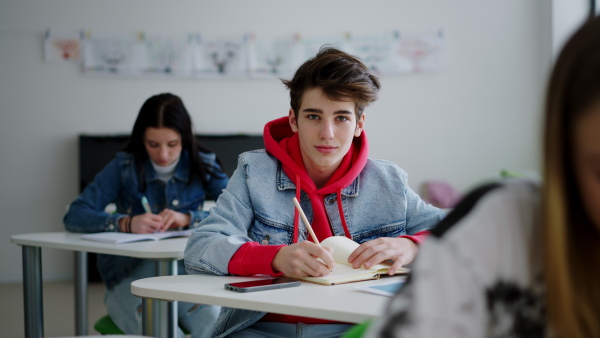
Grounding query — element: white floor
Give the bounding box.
[0,280,107,337]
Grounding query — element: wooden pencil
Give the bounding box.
[292,197,320,245]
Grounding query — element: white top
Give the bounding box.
[367,180,546,337]
[151,157,180,182]
[131,274,405,323]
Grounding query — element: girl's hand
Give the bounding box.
[130,213,163,233]
[158,209,191,231]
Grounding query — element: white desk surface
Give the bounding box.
[132,274,402,323]
[11,232,188,259]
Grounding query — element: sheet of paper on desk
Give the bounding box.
[81,229,192,244]
[355,278,406,297]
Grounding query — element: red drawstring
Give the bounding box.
[337,189,352,239]
[293,178,352,242]
[292,174,301,243]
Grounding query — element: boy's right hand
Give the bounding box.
[131,213,164,233]
[272,241,335,277]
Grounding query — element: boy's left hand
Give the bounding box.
[347,237,418,275]
[158,209,191,231]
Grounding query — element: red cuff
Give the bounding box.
[399,231,430,245]
[228,242,286,276]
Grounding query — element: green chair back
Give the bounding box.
[94,314,124,334]
[341,320,371,338]
[94,314,191,335]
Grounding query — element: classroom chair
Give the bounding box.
[94,314,123,335]
[341,320,371,338]
[94,314,190,335]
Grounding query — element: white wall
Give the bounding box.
[0,0,562,282]
[552,0,590,56]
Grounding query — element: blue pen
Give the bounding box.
[142,196,166,233]
[141,196,152,214]
[142,196,162,233]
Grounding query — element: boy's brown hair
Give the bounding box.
[282,46,381,118]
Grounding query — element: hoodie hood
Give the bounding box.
[263,116,369,242]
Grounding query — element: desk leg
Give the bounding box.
[74,251,88,335]
[158,260,177,338]
[141,297,154,337]
[142,298,164,337]
[142,260,178,338]
[22,245,43,338]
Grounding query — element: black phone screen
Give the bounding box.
[224,277,301,292]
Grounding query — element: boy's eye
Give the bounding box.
[336,116,349,122]
[307,114,319,120]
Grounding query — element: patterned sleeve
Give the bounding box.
[365,180,544,338]
[366,234,488,338]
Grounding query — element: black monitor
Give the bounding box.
[78,134,264,192]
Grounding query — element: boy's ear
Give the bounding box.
[289,109,298,133]
[354,114,365,137]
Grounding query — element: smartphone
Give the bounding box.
[224,277,301,293]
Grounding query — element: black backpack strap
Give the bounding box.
[431,182,504,238]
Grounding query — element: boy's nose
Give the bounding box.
[320,121,334,139]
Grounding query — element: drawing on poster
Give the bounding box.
[84,33,140,74]
[247,34,301,78]
[192,36,247,78]
[143,35,193,75]
[394,30,444,73]
[44,29,83,63]
[343,32,396,76]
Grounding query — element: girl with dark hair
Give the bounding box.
[64,93,228,337]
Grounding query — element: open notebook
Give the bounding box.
[81,229,192,244]
[290,236,410,285]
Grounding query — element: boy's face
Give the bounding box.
[289,87,364,179]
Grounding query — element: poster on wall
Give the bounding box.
[246,34,302,79]
[142,34,194,76]
[191,35,248,78]
[44,29,83,63]
[342,32,398,76]
[391,30,444,74]
[83,33,142,75]
[74,29,444,78]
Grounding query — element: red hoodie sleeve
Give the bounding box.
[399,230,430,245]
[228,242,286,276]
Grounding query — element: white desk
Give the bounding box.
[132,274,402,331]
[11,232,188,338]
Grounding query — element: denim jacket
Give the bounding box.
[184,149,444,337]
[64,150,228,288]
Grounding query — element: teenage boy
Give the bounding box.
[184,46,445,337]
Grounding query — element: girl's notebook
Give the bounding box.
[81,229,192,244]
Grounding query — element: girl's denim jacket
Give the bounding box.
[184,150,445,337]
[63,150,228,289]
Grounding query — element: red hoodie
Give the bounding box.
[228,117,428,323]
